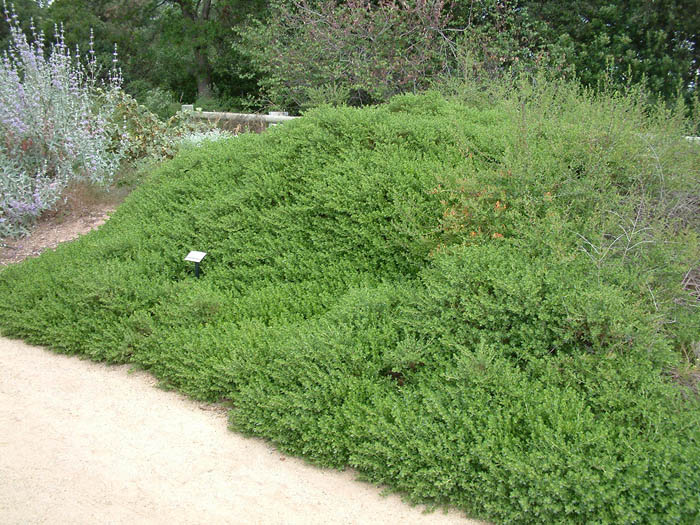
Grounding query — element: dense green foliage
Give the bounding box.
[1,0,266,111]
[524,0,700,102]
[1,86,699,523]
[448,1,700,102]
[3,1,697,111]
[239,0,700,110]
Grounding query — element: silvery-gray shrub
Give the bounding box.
[0,6,128,237]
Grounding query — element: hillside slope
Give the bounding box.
[1,90,698,523]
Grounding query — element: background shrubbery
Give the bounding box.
[3,1,697,114]
[240,0,455,110]
[1,84,698,523]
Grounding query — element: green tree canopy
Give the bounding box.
[528,0,699,99]
[3,1,697,110]
[41,0,265,106]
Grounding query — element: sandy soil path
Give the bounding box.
[0,337,482,525]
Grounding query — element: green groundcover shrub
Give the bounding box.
[1,84,698,524]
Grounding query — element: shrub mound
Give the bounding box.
[1,88,699,523]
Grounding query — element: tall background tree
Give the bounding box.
[1,0,48,48]
[170,0,215,98]
[157,0,265,102]
[525,0,700,100]
[37,0,265,110]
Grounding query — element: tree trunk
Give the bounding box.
[194,45,213,98]
[174,0,213,98]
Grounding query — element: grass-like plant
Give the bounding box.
[0,80,698,523]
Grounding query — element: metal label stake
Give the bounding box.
[185,251,207,278]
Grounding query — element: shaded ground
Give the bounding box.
[0,207,114,265]
[0,338,481,525]
[0,181,121,266]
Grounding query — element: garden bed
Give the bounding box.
[1,90,698,524]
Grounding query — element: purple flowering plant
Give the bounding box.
[0,3,129,237]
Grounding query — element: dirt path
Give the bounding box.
[0,337,482,525]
